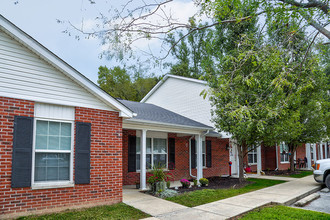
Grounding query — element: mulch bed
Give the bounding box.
[173,176,251,193]
[264,170,301,176]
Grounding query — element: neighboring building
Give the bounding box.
[141,74,322,173]
[0,15,134,217]
[141,75,239,174]
[0,15,223,217]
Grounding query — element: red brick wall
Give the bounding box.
[0,97,123,217]
[277,144,306,170]
[122,130,230,185]
[244,144,307,172]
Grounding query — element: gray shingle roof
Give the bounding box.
[118,99,213,130]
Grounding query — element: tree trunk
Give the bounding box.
[288,143,297,171]
[289,150,295,171]
[237,143,245,183]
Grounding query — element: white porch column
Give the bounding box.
[140,129,147,190]
[196,134,203,182]
[313,144,317,162]
[306,143,311,169]
[320,142,324,160]
[257,145,262,175]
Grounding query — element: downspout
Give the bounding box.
[189,130,210,179]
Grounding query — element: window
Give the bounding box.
[33,119,73,186]
[136,137,167,170]
[248,147,258,164]
[191,140,206,167]
[280,143,289,163]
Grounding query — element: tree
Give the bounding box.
[69,0,329,61]
[98,66,137,100]
[97,66,159,101]
[164,20,214,79]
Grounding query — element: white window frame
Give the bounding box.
[248,147,258,165]
[280,143,290,163]
[31,118,74,189]
[136,136,168,171]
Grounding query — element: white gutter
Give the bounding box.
[125,118,213,131]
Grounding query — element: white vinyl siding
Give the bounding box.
[145,77,213,128]
[0,30,113,111]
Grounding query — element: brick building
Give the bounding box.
[0,15,133,217]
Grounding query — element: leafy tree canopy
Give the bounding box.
[97,66,159,101]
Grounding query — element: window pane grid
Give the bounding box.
[136,137,167,170]
[34,119,72,184]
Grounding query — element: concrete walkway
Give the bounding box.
[123,175,322,220]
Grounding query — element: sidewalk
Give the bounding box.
[123,175,322,220]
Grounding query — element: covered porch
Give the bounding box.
[119,99,230,190]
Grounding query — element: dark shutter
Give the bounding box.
[128,136,136,172]
[168,138,175,170]
[191,139,196,169]
[75,122,91,184]
[206,140,212,168]
[11,116,34,188]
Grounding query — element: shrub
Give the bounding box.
[193,179,198,186]
[180,179,190,188]
[147,163,173,193]
[199,178,209,186]
[159,189,178,198]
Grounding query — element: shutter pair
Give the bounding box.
[128,137,176,172]
[191,139,212,168]
[11,116,91,188]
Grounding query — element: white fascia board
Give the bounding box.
[123,119,211,135]
[0,15,133,118]
[141,74,207,103]
[167,74,207,85]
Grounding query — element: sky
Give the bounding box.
[0,0,199,83]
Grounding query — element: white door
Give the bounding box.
[229,140,238,175]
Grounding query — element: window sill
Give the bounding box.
[32,182,74,190]
[248,163,257,165]
[280,162,290,164]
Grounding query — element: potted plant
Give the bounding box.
[180,179,191,188]
[199,178,209,187]
[147,163,173,193]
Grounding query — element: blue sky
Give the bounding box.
[1,0,198,83]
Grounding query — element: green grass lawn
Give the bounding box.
[166,178,285,207]
[240,205,330,219]
[18,203,150,220]
[289,170,313,178]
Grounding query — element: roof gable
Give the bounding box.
[141,74,207,103]
[0,15,133,118]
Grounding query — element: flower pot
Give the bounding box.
[136,183,140,189]
[155,181,166,192]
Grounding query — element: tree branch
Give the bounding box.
[278,0,330,15]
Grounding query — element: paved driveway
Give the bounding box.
[298,188,330,214]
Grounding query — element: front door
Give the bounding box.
[229,140,238,175]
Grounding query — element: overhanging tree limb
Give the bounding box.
[278,0,330,14]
